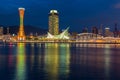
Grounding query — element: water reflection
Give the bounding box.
[14,43,26,80]
[44,43,70,80]
[74,43,120,49]
[8,44,16,67]
[30,43,35,70]
[69,43,120,79]
[59,44,70,80]
[0,43,120,80]
[104,47,111,80]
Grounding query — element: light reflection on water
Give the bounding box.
[14,43,26,80]
[44,43,70,80]
[0,43,120,80]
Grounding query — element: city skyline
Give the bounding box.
[0,1,120,80]
[0,0,120,32]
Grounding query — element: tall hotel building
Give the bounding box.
[17,8,26,41]
[49,10,59,35]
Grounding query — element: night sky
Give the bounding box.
[0,0,120,32]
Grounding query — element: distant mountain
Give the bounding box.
[4,25,48,35]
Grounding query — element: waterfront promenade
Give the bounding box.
[4,40,120,44]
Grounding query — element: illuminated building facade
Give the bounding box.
[17,8,26,41]
[105,27,110,37]
[105,27,113,37]
[49,10,59,35]
[76,33,103,41]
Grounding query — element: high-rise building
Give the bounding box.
[17,8,26,41]
[0,27,3,35]
[105,27,113,37]
[114,23,118,37]
[92,26,98,34]
[7,27,9,34]
[98,24,103,36]
[82,27,88,33]
[49,10,59,35]
[105,27,110,37]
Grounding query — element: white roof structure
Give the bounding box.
[19,7,25,10]
[50,10,58,13]
[47,27,70,39]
